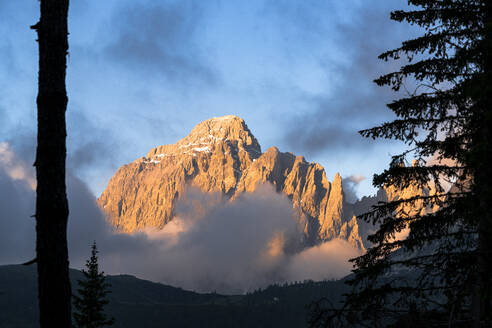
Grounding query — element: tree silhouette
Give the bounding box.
[313,1,492,327]
[73,241,115,328]
[30,0,71,327]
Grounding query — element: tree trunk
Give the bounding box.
[33,0,71,327]
[472,2,492,327]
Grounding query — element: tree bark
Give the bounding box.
[32,0,71,327]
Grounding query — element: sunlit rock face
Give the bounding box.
[98,115,364,250]
[344,177,439,248]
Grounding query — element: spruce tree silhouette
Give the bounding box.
[73,242,115,328]
[30,1,71,327]
[310,1,492,327]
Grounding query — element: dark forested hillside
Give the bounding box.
[0,265,347,328]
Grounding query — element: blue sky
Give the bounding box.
[0,0,419,197]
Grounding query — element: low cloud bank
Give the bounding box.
[286,239,361,282]
[0,143,360,293]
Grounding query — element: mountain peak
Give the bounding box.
[146,115,261,161]
[333,172,342,184]
[187,115,254,143]
[193,115,244,131]
[98,116,366,250]
[183,115,261,155]
[182,115,261,154]
[205,114,241,122]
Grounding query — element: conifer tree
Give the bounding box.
[311,1,492,327]
[73,242,115,328]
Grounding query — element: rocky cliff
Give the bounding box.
[98,115,365,250]
[343,162,439,247]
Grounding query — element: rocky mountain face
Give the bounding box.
[343,167,439,247]
[99,115,425,252]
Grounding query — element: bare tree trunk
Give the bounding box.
[32,0,71,327]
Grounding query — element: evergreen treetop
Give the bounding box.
[73,241,115,328]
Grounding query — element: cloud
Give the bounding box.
[342,175,366,204]
[277,0,418,155]
[1,107,121,195]
[284,119,376,156]
[262,1,336,43]
[286,239,360,282]
[0,144,36,264]
[66,109,120,178]
[122,185,299,293]
[102,1,218,87]
[0,142,36,190]
[97,186,360,293]
[85,184,361,293]
[0,145,360,293]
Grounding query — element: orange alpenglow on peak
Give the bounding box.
[98,116,374,251]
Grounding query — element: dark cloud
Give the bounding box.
[284,118,376,156]
[0,145,360,293]
[277,0,419,155]
[102,1,218,87]
[0,143,36,264]
[1,107,120,189]
[262,1,336,41]
[66,109,120,173]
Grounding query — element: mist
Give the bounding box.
[0,143,360,293]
